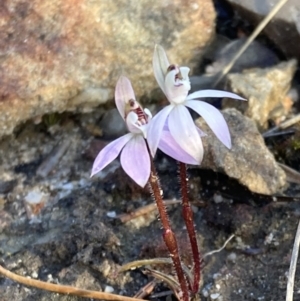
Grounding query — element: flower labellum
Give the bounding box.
[147,44,245,163]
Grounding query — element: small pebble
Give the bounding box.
[31,271,38,278]
[106,211,117,218]
[227,252,237,262]
[104,285,114,293]
[213,273,221,280]
[0,180,17,194]
[264,232,274,245]
[61,182,74,190]
[202,289,209,298]
[213,194,223,204]
[210,293,220,300]
[24,190,49,220]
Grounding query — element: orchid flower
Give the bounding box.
[147,45,245,163]
[91,76,199,187]
[91,76,152,187]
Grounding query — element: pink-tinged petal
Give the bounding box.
[115,76,136,119]
[168,105,203,163]
[186,100,231,148]
[120,135,150,187]
[153,44,170,94]
[159,130,199,165]
[147,105,174,157]
[165,69,190,104]
[91,133,134,177]
[186,89,245,101]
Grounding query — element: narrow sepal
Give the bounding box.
[115,76,136,119]
[186,100,231,148]
[91,133,134,177]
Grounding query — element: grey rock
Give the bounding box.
[226,0,300,60]
[190,38,280,92]
[195,108,286,195]
[205,38,279,74]
[99,108,127,138]
[0,179,17,194]
[223,59,297,129]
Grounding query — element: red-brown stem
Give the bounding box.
[179,162,201,294]
[148,161,189,301]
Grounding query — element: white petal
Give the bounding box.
[153,45,170,95]
[186,100,231,148]
[186,89,245,101]
[120,135,150,187]
[147,105,174,157]
[91,133,134,177]
[168,105,203,163]
[115,76,136,119]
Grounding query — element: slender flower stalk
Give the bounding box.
[179,162,201,294]
[148,160,189,301]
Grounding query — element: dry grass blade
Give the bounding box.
[0,264,143,301]
[36,139,70,177]
[203,234,235,259]
[133,280,157,299]
[263,113,300,138]
[117,199,181,223]
[118,258,174,272]
[143,267,182,300]
[119,258,193,287]
[278,163,300,184]
[286,220,300,301]
[213,0,289,87]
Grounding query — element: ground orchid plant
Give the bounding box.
[91,45,244,301]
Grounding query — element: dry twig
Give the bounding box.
[213,0,289,87]
[0,264,143,301]
[263,113,300,138]
[203,234,235,259]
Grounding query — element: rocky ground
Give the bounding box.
[0,108,300,301]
